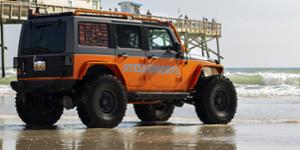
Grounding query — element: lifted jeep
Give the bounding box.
[11,10,237,128]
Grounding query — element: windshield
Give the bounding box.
[21,21,66,54]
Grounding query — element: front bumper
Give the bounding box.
[11,80,77,93]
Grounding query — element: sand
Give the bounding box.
[1,95,300,150]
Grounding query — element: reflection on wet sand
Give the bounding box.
[195,126,236,150]
[2,98,300,149]
[16,129,65,150]
[6,122,236,150]
[76,128,126,150]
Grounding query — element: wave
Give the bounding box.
[226,72,300,87]
[235,84,300,98]
[0,85,15,95]
[0,68,17,86]
[0,68,16,76]
[226,71,300,98]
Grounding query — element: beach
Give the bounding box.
[0,0,299,149]
[1,94,300,150]
[1,68,300,149]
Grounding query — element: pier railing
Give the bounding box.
[0,1,79,20]
[0,1,221,38]
[141,15,221,38]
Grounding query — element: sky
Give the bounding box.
[102,0,300,68]
[1,0,300,68]
[1,24,21,68]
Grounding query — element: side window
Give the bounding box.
[148,28,174,50]
[116,25,141,49]
[79,22,109,47]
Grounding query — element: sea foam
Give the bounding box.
[225,70,300,98]
[1,68,300,98]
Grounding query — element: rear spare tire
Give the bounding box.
[77,74,127,128]
[195,76,237,124]
[134,102,174,122]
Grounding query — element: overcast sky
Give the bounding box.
[2,0,300,68]
[102,0,300,67]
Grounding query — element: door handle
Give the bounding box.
[118,53,129,58]
[147,55,158,59]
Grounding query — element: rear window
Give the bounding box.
[21,21,67,54]
[79,22,109,47]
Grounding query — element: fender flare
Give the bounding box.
[77,61,126,85]
[188,64,224,90]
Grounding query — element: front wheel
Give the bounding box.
[15,93,64,126]
[195,76,237,124]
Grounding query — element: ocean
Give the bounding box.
[0,67,300,98]
[225,68,300,98]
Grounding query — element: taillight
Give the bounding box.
[65,55,73,66]
[16,69,22,75]
[13,57,19,68]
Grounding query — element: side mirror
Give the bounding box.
[175,51,184,59]
[174,42,184,59]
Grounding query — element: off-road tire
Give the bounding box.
[134,102,175,122]
[15,93,64,126]
[77,74,127,128]
[195,75,237,124]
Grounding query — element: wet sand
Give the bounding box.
[1,95,300,150]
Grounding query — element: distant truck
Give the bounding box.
[11,10,237,128]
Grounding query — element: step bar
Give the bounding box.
[128,92,190,101]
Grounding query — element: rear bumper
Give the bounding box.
[11,80,77,93]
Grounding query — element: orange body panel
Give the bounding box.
[18,54,223,92]
[72,54,223,92]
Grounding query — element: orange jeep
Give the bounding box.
[11,10,237,128]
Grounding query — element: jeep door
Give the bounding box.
[145,27,182,91]
[114,24,147,91]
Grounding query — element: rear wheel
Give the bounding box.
[77,74,127,128]
[15,93,64,126]
[134,102,175,122]
[195,76,237,124]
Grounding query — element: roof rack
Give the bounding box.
[29,12,74,19]
[74,9,165,24]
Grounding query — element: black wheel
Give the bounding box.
[195,75,237,124]
[15,93,64,126]
[134,102,175,122]
[77,74,127,128]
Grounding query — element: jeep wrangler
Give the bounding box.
[11,10,237,128]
